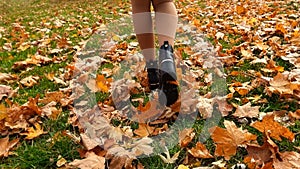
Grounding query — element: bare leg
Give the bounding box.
[131,0,155,61]
[153,1,178,47]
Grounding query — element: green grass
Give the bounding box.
[1,0,300,168]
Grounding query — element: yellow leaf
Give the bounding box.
[96,74,111,93]
[178,164,189,169]
[23,123,46,140]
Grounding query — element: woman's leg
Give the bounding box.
[131,0,155,62]
[153,1,178,47]
[131,0,159,90]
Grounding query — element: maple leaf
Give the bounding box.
[209,120,257,160]
[0,136,19,158]
[21,123,47,140]
[251,113,294,141]
[233,102,260,118]
[188,142,213,159]
[69,152,105,169]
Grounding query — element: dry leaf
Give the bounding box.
[251,114,295,141]
[188,142,213,159]
[133,123,155,137]
[0,73,17,82]
[233,102,260,118]
[0,85,17,100]
[69,152,105,169]
[0,136,19,158]
[20,76,39,87]
[21,123,46,140]
[273,151,300,169]
[210,120,257,160]
[179,128,195,148]
[159,147,180,164]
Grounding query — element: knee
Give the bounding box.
[152,0,174,11]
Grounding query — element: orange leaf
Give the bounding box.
[96,74,112,93]
[251,114,294,141]
[210,120,257,160]
[134,123,155,137]
[0,136,19,158]
[188,142,213,159]
[179,128,195,148]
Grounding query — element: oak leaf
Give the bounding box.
[210,120,257,160]
[251,114,294,141]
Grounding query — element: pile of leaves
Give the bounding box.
[0,0,300,168]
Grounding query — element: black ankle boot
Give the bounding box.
[146,60,160,90]
[158,41,179,106]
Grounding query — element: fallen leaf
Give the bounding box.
[56,156,67,167]
[188,142,213,159]
[69,152,105,169]
[0,73,17,82]
[20,76,39,87]
[233,102,260,118]
[244,132,278,167]
[159,147,180,164]
[134,123,155,137]
[0,136,19,158]
[21,123,46,140]
[210,120,257,160]
[96,74,112,93]
[273,151,300,169]
[0,104,8,120]
[179,128,195,147]
[0,85,17,100]
[251,114,295,141]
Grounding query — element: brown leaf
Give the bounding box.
[80,133,99,150]
[69,152,105,169]
[210,120,257,160]
[273,151,300,169]
[179,128,195,148]
[0,73,17,83]
[0,136,19,158]
[0,85,17,100]
[233,102,260,118]
[20,76,39,87]
[188,142,213,159]
[133,123,155,137]
[251,114,294,141]
[0,104,8,120]
[245,133,278,167]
